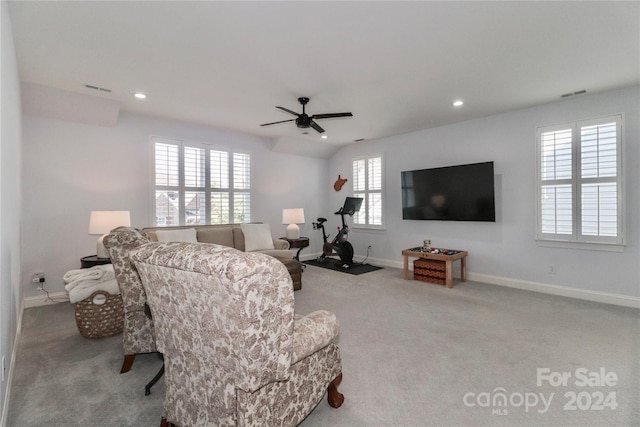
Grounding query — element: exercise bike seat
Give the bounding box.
[316,217,327,223]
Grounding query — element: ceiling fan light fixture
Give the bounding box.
[260,97,352,134]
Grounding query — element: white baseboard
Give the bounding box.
[303,252,640,309]
[23,291,68,309]
[469,272,640,309]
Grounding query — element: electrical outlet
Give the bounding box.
[549,264,556,274]
[32,272,45,284]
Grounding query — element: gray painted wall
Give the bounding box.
[330,86,639,300]
[0,1,23,421]
[21,112,329,300]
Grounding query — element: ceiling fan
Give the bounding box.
[260,97,353,134]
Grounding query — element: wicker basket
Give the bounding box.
[413,258,447,285]
[74,291,124,338]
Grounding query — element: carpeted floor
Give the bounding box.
[6,265,639,426]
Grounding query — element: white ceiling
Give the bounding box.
[8,1,640,152]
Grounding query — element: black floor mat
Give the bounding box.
[304,258,383,275]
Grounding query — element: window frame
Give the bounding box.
[151,136,251,226]
[351,153,385,230]
[535,114,625,251]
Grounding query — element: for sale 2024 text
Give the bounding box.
[537,367,618,411]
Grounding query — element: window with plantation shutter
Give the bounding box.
[352,155,384,228]
[152,137,250,226]
[536,115,624,249]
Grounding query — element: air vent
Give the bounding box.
[561,90,586,98]
[85,84,112,93]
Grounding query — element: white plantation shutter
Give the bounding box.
[232,153,251,223]
[152,137,251,226]
[352,155,384,227]
[154,139,181,225]
[580,121,619,239]
[539,127,573,236]
[536,115,623,247]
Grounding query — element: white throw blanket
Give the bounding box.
[64,265,120,303]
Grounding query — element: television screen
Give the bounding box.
[401,161,495,222]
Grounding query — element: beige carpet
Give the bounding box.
[7,265,639,426]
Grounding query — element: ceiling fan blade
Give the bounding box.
[310,120,325,134]
[275,106,299,117]
[311,112,353,120]
[260,119,295,127]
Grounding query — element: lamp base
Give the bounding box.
[286,224,300,240]
[96,234,110,259]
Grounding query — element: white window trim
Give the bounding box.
[535,114,625,251]
[352,153,385,230]
[150,136,251,226]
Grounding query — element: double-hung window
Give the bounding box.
[352,155,384,228]
[536,115,624,249]
[152,136,250,226]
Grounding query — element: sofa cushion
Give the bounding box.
[155,228,198,243]
[232,228,245,251]
[241,223,275,252]
[197,227,234,247]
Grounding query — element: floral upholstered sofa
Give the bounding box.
[104,224,305,376]
[131,241,344,427]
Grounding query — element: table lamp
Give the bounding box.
[282,208,305,240]
[89,210,131,258]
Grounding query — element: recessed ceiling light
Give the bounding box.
[134,92,147,99]
[321,135,328,139]
[452,100,464,107]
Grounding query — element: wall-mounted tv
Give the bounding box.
[401,161,495,222]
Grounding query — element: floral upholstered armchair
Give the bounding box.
[131,241,344,427]
[103,227,157,373]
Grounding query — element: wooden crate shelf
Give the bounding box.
[413,258,447,285]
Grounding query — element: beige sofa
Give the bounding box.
[142,224,302,291]
[142,224,293,260]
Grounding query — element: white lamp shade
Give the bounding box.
[89,211,131,258]
[283,208,305,240]
[282,208,305,225]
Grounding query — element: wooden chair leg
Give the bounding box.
[327,372,344,408]
[120,354,136,373]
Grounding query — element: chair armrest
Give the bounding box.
[291,310,339,364]
[273,238,290,250]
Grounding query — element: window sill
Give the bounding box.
[351,226,386,233]
[536,239,625,252]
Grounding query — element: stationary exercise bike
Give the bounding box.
[313,197,363,267]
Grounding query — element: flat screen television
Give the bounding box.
[401,161,495,222]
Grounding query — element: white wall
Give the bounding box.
[21,112,328,299]
[330,86,639,301]
[20,85,639,306]
[0,0,23,420]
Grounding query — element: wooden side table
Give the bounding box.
[81,255,112,269]
[401,247,467,288]
[280,237,310,261]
